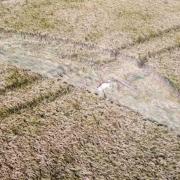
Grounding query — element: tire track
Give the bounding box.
[120,24,180,50]
[1,25,180,62]
[0,79,73,119]
[0,30,180,134]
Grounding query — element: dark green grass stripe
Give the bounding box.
[0,85,73,119]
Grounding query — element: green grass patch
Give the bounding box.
[5,68,40,91]
[85,30,103,42]
[165,74,180,92]
[0,85,73,119]
[176,33,180,47]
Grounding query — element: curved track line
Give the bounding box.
[0,31,180,134]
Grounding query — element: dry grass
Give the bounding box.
[0,65,180,179]
[122,30,180,90]
[148,48,180,91]
[1,0,180,86]
[5,68,39,90]
[176,33,180,47]
[0,0,180,178]
[0,67,73,118]
[1,0,180,43]
[0,65,40,94]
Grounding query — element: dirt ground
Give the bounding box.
[0,0,180,179]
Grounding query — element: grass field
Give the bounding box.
[0,0,180,179]
[0,64,179,179]
[1,0,180,90]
